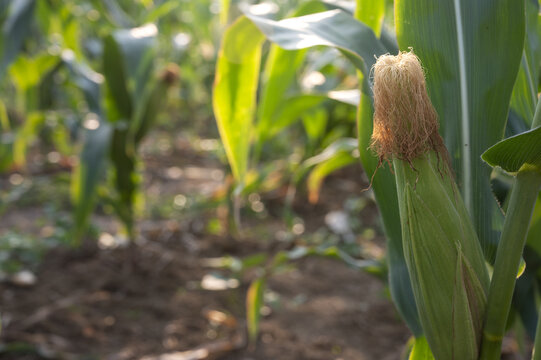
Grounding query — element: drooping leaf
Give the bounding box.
[303,137,358,168]
[482,126,541,174]
[213,16,265,184]
[395,0,526,260]
[244,9,387,83]
[272,245,379,271]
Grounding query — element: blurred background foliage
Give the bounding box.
[0,0,374,288]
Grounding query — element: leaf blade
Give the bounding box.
[395,0,526,259]
[213,16,265,184]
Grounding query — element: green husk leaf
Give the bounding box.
[396,153,489,360]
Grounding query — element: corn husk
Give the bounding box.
[371,52,489,360]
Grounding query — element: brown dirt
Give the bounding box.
[0,233,409,360]
[0,134,411,360]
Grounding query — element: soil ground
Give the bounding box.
[0,132,419,360]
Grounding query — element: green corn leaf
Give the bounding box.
[303,138,358,167]
[8,54,59,93]
[143,0,181,23]
[102,25,158,237]
[321,0,355,13]
[13,112,43,167]
[111,24,157,100]
[307,150,357,204]
[103,35,132,121]
[246,277,265,344]
[219,0,230,25]
[0,0,35,76]
[258,95,327,143]
[213,16,265,185]
[292,138,357,190]
[395,0,525,261]
[482,126,541,174]
[244,9,387,82]
[65,59,112,244]
[296,138,357,187]
[99,0,133,28]
[131,81,167,146]
[256,1,326,146]
[221,8,386,186]
[109,126,138,236]
[102,24,157,122]
[0,99,8,131]
[241,14,410,326]
[302,108,328,144]
[409,336,435,360]
[526,194,541,255]
[272,245,379,271]
[509,0,540,129]
[355,0,385,37]
[259,91,359,144]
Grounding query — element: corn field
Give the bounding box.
[0,0,540,359]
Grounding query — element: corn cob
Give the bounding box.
[370,52,489,360]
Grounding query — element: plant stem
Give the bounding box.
[479,167,541,360]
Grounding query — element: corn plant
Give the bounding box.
[69,24,177,243]
[213,0,541,358]
[0,1,176,242]
[1,0,224,243]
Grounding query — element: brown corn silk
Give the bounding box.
[370,51,446,165]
